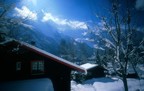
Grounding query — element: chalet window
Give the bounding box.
[38,61,44,71]
[31,61,44,74]
[32,62,38,70]
[16,62,21,71]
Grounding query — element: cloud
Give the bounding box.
[75,38,84,43]
[82,32,87,36]
[15,6,37,20]
[42,12,88,30]
[135,0,144,10]
[20,23,34,30]
[93,44,105,50]
[85,38,94,42]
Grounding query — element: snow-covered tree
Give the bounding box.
[0,1,33,42]
[86,0,144,91]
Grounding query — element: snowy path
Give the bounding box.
[71,77,144,91]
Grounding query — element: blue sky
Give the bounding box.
[2,0,144,31]
[17,0,110,20]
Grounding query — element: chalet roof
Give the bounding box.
[0,39,86,73]
[80,63,98,70]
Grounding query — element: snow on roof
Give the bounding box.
[1,39,86,73]
[80,63,97,70]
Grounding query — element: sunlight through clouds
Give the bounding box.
[42,12,88,30]
[15,6,37,20]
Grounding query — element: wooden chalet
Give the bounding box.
[0,39,86,91]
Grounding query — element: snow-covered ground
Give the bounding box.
[0,78,54,91]
[71,77,144,91]
[0,77,144,91]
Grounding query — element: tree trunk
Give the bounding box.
[122,74,128,91]
[131,62,139,79]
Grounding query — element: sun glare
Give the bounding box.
[30,0,37,6]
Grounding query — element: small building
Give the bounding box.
[80,63,106,79]
[0,39,86,91]
[72,63,106,83]
[126,64,142,78]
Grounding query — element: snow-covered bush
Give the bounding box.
[71,71,87,83]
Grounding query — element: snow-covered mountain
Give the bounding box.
[4,20,94,61]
